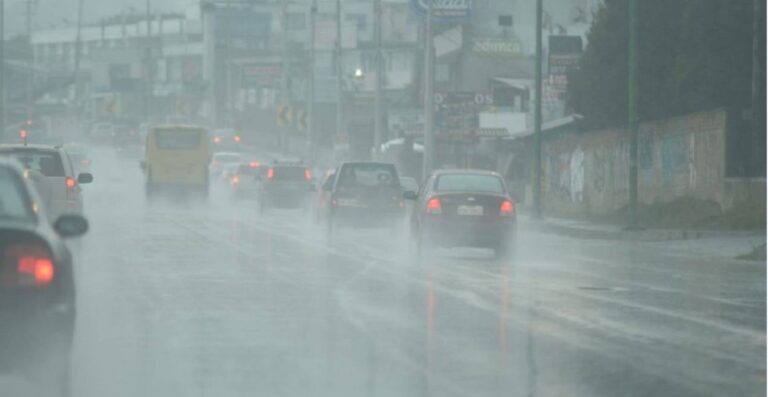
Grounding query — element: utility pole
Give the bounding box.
[24,0,33,121]
[280,0,290,152]
[372,0,383,158]
[144,0,153,125]
[73,0,84,121]
[627,0,639,229]
[421,0,434,178]
[533,0,543,219]
[335,0,343,150]
[308,0,317,162]
[0,0,5,141]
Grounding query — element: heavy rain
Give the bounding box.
[0,1,764,396]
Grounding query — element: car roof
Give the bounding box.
[0,144,62,153]
[431,169,503,178]
[341,161,395,167]
[213,151,242,156]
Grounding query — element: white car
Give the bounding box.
[210,152,243,181]
[0,145,93,220]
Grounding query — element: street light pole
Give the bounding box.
[533,0,543,219]
[373,0,383,159]
[73,0,84,121]
[335,0,343,148]
[308,0,317,162]
[0,0,5,141]
[421,0,434,179]
[144,0,153,125]
[627,0,639,229]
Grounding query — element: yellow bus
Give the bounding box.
[142,125,210,197]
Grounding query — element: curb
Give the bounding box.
[521,219,764,242]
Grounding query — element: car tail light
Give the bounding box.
[233,135,241,143]
[267,168,275,180]
[5,245,54,287]
[231,176,240,185]
[249,161,260,168]
[304,169,312,181]
[500,200,515,216]
[65,177,77,189]
[426,197,442,214]
[213,136,221,144]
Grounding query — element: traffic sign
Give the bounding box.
[295,109,307,131]
[276,104,294,127]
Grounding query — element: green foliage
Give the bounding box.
[568,0,756,128]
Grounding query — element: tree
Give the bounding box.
[568,0,756,128]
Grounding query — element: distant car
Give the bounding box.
[229,161,263,200]
[113,124,141,157]
[0,145,93,220]
[319,162,406,234]
[209,128,242,151]
[210,152,243,181]
[63,144,91,174]
[406,169,517,258]
[257,161,314,213]
[0,159,88,397]
[400,176,419,193]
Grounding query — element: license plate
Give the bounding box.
[457,205,483,216]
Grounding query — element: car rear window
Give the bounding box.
[338,164,399,188]
[0,168,33,221]
[271,166,306,181]
[0,149,65,177]
[214,154,242,163]
[435,174,504,194]
[154,129,203,150]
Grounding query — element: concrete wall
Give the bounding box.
[539,108,763,216]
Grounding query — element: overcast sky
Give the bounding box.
[5,0,195,35]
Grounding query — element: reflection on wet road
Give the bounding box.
[4,148,765,397]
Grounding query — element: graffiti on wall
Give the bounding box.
[661,133,687,182]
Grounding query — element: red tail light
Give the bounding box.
[267,168,275,179]
[249,161,260,168]
[213,136,221,144]
[426,197,442,214]
[231,175,240,185]
[6,245,55,287]
[19,129,28,139]
[500,200,515,216]
[233,135,241,143]
[304,169,312,181]
[65,177,77,189]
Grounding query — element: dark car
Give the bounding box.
[0,159,88,396]
[405,169,516,258]
[257,161,314,213]
[321,162,406,233]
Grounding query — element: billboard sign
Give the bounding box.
[411,0,472,22]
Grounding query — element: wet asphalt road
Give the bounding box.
[3,148,766,397]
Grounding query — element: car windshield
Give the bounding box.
[435,174,504,193]
[0,149,65,177]
[154,129,203,150]
[338,164,399,189]
[0,168,34,221]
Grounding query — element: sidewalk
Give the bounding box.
[520,214,766,242]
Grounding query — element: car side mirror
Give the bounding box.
[53,215,88,238]
[77,173,93,184]
[403,190,418,200]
